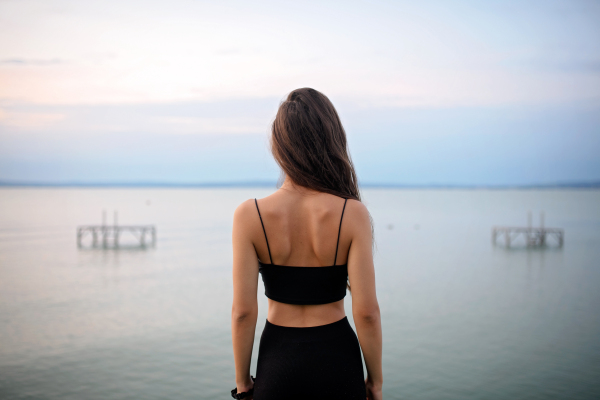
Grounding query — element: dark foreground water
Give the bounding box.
[0,188,599,400]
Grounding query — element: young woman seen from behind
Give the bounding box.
[231,88,383,400]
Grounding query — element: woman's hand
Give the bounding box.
[234,375,254,398]
[365,375,383,400]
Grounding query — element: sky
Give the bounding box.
[0,0,599,185]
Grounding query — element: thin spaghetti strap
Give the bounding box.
[255,199,273,264]
[333,198,348,266]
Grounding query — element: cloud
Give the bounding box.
[0,58,64,66]
[0,99,276,135]
[152,116,268,134]
[554,60,600,73]
[213,48,242,56]
[1,0,598,106]
[0,109,66,129]
[501,55,600,74]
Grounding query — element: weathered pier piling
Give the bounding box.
[77,210,156,248]
[492,211,563,248]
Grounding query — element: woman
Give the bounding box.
[231,88,382,400]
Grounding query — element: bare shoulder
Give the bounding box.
[234,198,256,216]
[343,199,372,238]
[233,199,258,230]
[344,199,371,224]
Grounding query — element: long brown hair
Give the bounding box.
[271,88,361,201]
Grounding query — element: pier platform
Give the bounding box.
[492,226,563,247]
[77,211,156,248]
[77,225,156,248]
[492,211,563,248]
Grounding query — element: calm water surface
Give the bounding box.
[0,188,599,400]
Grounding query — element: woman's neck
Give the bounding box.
[280,176,319,197]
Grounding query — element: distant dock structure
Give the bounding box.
[492,211,563,248]
[77,210,156,248]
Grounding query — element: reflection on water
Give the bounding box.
[0,188,599,400]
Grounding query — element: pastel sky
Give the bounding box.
[1,0,599,185]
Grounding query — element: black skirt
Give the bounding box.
[253,317,366,400]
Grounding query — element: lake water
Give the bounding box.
[0,188,599,400]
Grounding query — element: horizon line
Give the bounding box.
[1,180,599,189]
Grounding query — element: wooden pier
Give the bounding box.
[77,211,156,248]
[492,212,563,248]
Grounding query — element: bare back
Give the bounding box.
[232,181,376,331]
[253,187,350,327]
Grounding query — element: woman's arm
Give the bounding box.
[346,201,383,399]
[231,200,260,393]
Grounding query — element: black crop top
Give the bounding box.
[255,198,348,305]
